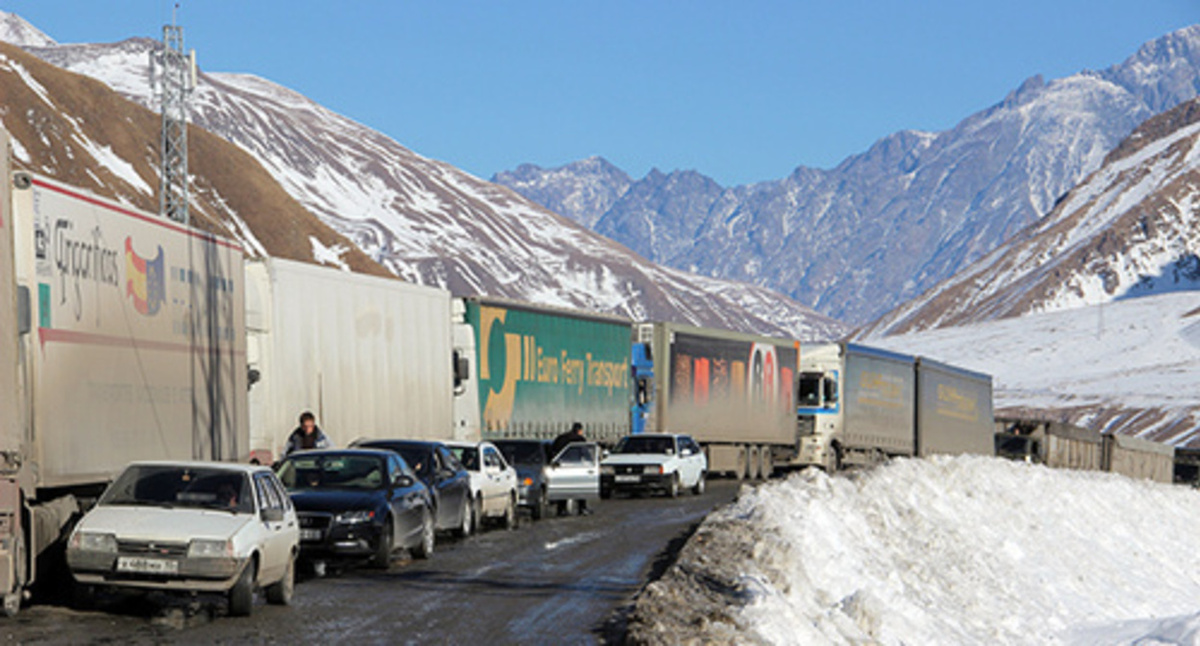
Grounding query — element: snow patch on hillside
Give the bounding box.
[693,457,1200,644]
[869,292,1200,444]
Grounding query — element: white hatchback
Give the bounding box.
[601,434,708,498]
[444,441,519,531]
[67,461,299,617]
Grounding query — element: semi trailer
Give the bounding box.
[244,258,477,462]
[0,129,246,613]
[631,322,800,479]
[464,297,632,446]
[791,343,993,471]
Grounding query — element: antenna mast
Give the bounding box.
[151,5,196,224]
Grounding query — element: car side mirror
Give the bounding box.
[261,508,285,523]
[550,460,561,469]
[601,449,611,460]
[394,475,414,488]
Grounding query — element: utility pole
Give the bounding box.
[150,6,196,224]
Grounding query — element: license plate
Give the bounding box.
[116,556,178,575]
[300,529,323,541]
[615,475,640,483]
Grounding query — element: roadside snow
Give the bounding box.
[652,457,1200,645]
[309,236,350,271]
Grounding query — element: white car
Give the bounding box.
[545,442,603,515]
[444,441,519,531]
[67,461,299,617]
[601,434,708,498]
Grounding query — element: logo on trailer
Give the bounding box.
[125,237,165,316]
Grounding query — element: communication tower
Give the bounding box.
[149,11,196,224]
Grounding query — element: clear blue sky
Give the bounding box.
[3,1,1196,186]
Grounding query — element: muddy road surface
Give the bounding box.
[2,481,740,645]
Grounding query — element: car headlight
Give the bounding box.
[644,465,664,475]
[70,531,117,553]
[187,539,233,559]
[335,510,376,525]
[600,465,615,475]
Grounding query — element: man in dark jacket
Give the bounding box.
[550,422,586,459]
[284,411,333,456]
[549,422,592,515]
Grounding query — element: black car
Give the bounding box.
[276,449,435,568]
[353,440,473,537]
[493,440,552,520]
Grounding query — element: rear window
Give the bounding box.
[495,442,546,466]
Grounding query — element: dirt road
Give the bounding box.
[2,481,741,645]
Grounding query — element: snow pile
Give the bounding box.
[640,457,1200,645]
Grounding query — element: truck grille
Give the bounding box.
[117,540,188,557]
[797,416,816,437]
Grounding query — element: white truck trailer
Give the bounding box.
[0,129,247,613]
[791,343,993,471]
[244,258,478,462]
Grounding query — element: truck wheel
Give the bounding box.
[692,473,706,495]
[412,510,435,560]
[668,474,680,498]
[265,555,295,605]
[369,518,395,569]
[823,446,841,474]
[228,559,255,617]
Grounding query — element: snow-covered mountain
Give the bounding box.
[0,40,389,276]
[0,12,844,340]
[864,96,1200,337]
[496,25,1200,325]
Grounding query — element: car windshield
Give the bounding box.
[448,446,480,471]
[277,454,387,491]
[99,465,254,514]
[495,442,545,466]
[615,436,675,455]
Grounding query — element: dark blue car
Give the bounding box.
[353,440,474,537]
[276,449,435,568]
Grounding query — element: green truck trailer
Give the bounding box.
[461,297,633,445]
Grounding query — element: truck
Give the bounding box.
[0,129,247,613]
[791,343,993,471]
[462,297,632,446]
[244,258,478,462]
[995,417,1175,483]
[631,322,800,479]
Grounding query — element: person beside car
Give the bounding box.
[285,411,333,456]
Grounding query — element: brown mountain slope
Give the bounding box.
[0,41,389,276]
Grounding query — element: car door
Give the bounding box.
[433,447,466,529]
[387,455,422,544]
[253,473,292,582]
[679,437,706,487]
[546,443,600,501]
[481,446,506,514]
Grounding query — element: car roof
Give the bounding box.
[357,439,442,449]
[125,460,271,475]
[493,439,548,445]
[621,434,682,439]
[281,448,394,460]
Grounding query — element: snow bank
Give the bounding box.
[634,457,1200,645]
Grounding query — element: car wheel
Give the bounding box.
[228,559,255,617]
[369,518,395,569]
[265,554,295,605]
[667,473,680,498]
[454,500,472,538]
[692,472,706,495]
[531,487,547,521]
[503,495,517,531]
[412,509,435,560]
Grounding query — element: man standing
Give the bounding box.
[284,411,332,456]
[549,422,592,515]
[550,422,586,459]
